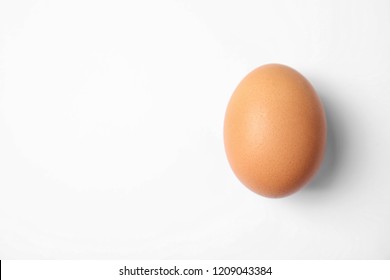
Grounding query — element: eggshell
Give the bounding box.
[224,64,326,198]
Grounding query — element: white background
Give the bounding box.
[0,0,389,259]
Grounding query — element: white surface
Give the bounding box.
[0,0,389,259]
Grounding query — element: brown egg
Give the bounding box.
[224,64,326,198]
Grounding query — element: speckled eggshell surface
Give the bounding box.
[224,64,326,198]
